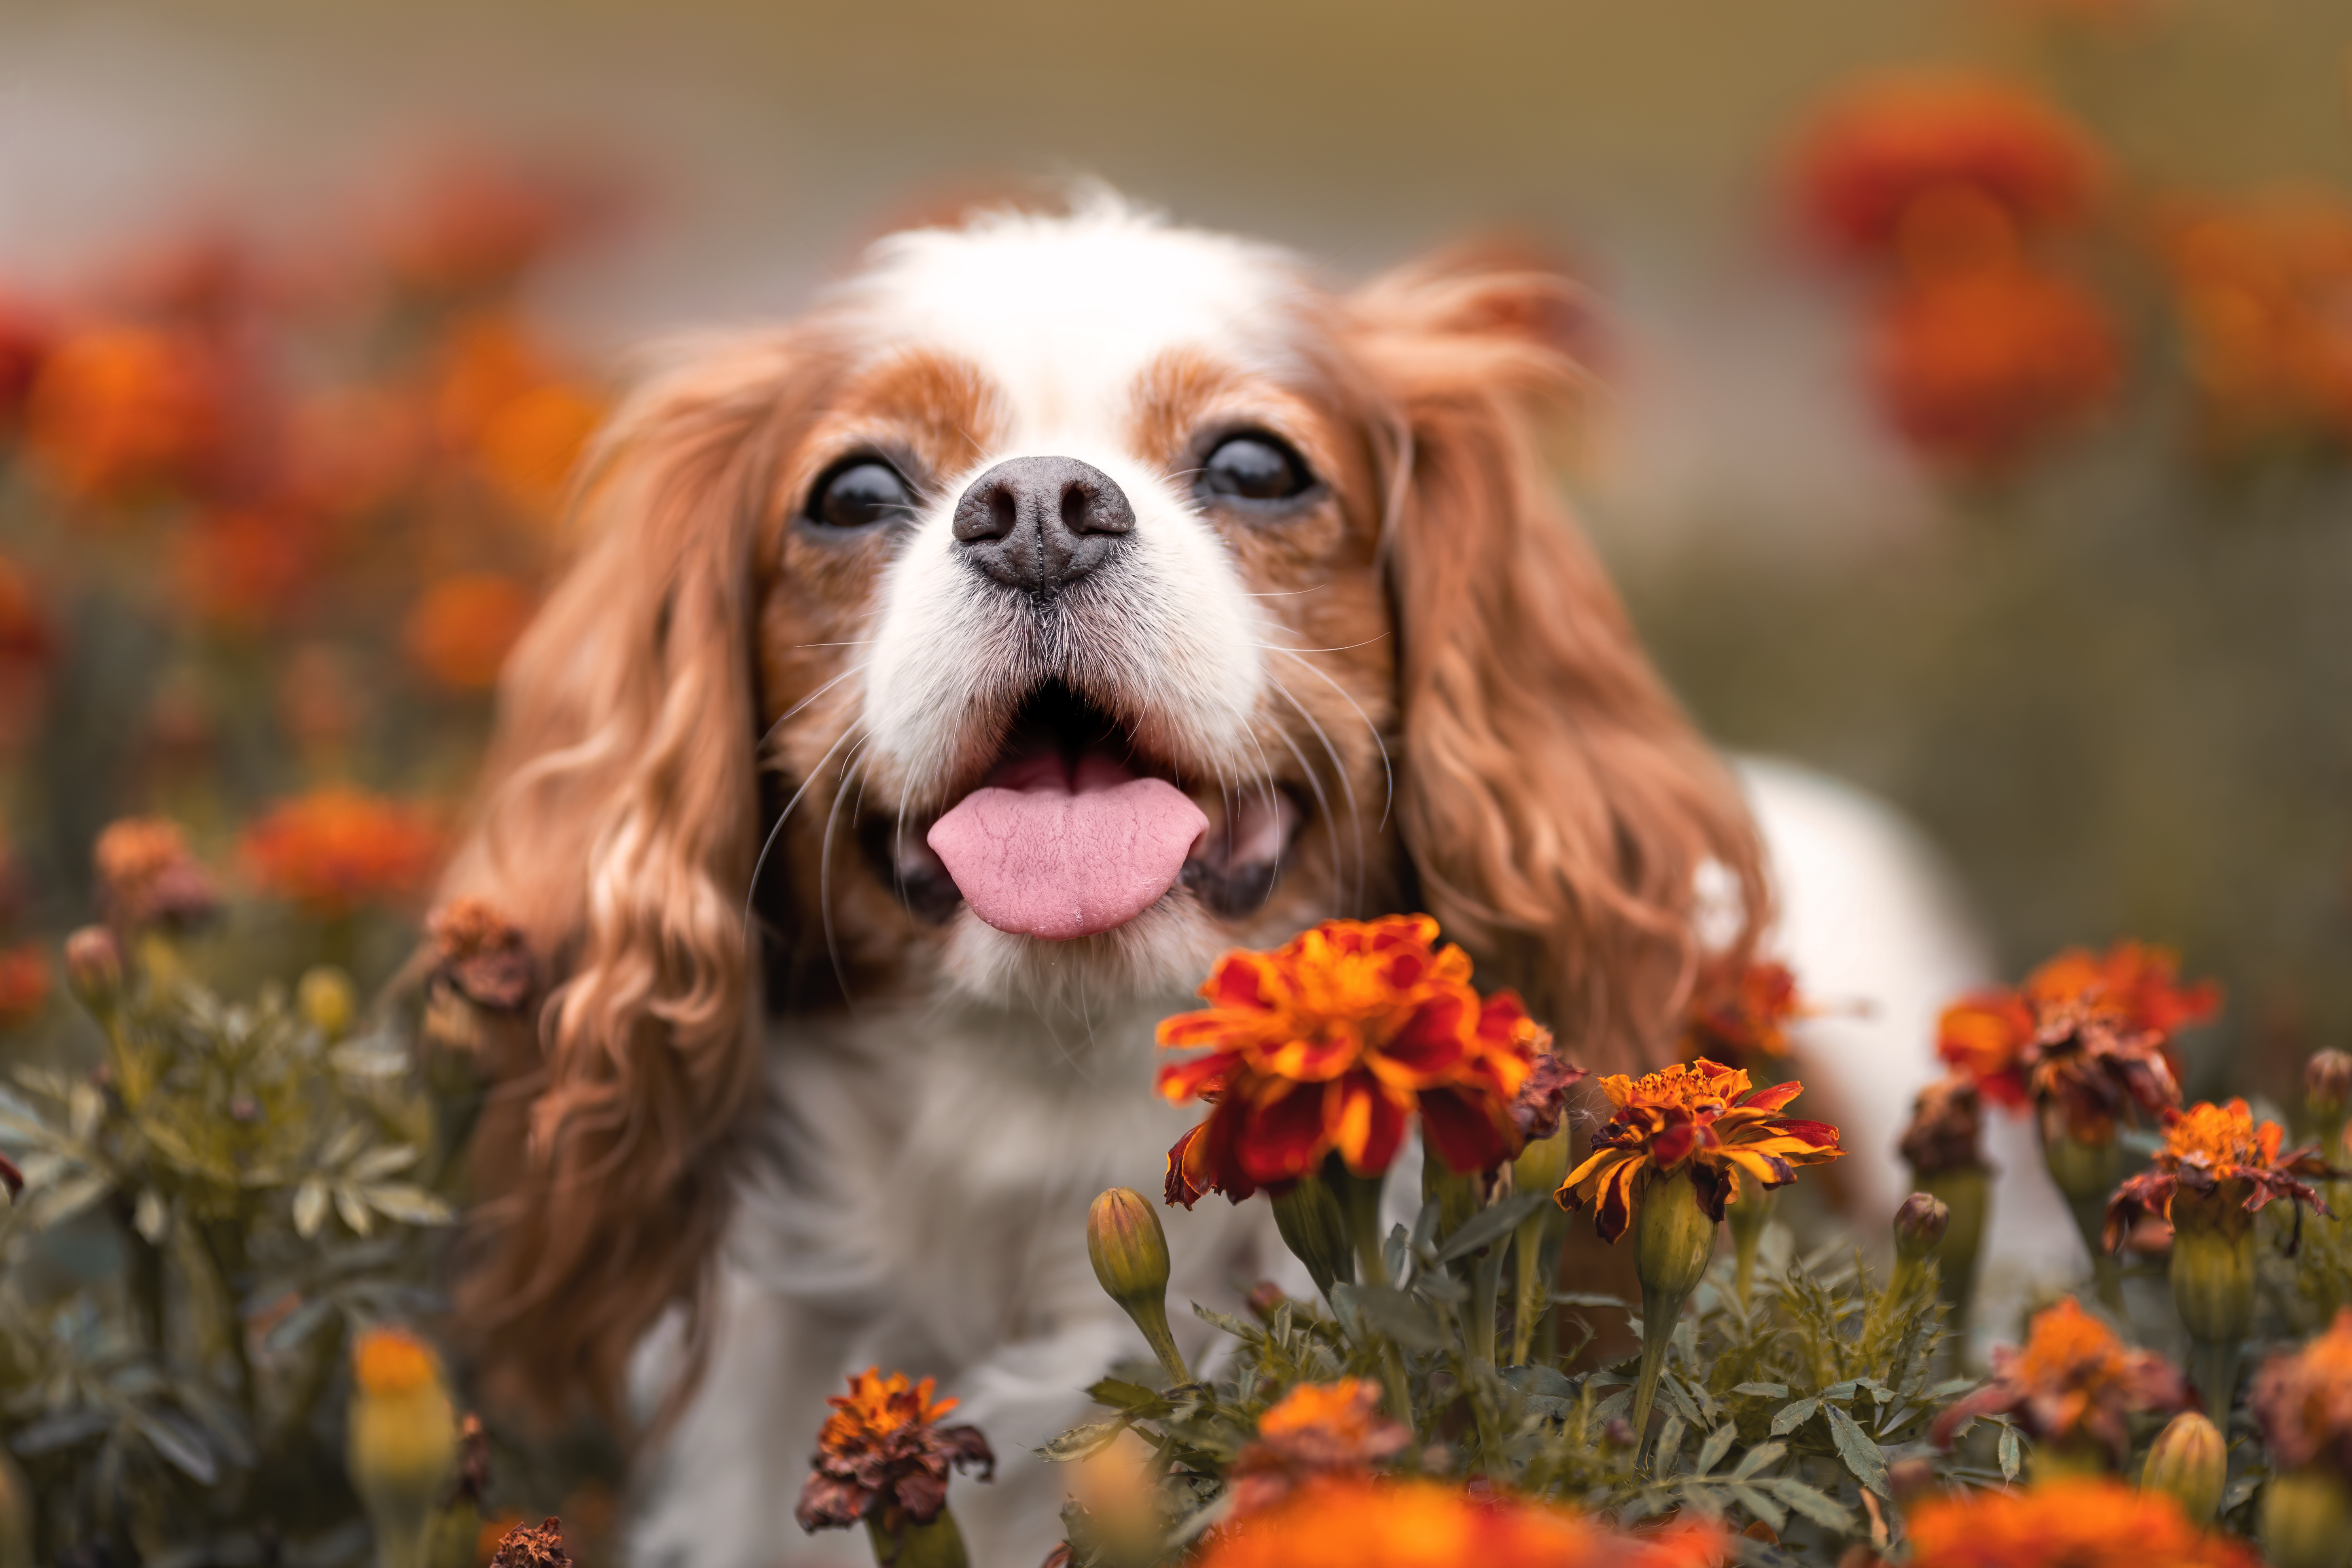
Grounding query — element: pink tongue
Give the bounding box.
[927,754,1208,941]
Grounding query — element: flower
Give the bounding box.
[92,816,220,930]
[1936,941,2215,1140]
[427,897,536,1011]
[1157,916,1547,1206]
[1899,1075,1990,1176]
[173,507,331,633]
[0,943,49,1030]
[1680,959,1806,1064]
[1868,266,2122,472]
[2141,1410,2227,1525]
[1894,1192,1950,1260]
[0,292,52,429]
[1555,1059,1842,1243]
[0,555,55,749]
[2102,1099,2336,1250]
[795,1368,994,1534]
[488,1518,570,1568]
[348,1326,460,1568]
[22,322,231,504]
[1930,1295,2189,1463]
[2250,1309,2352,1478]
[2159,190,2352,452]
[402,573,535,691]
[1790,72,2104,261]
[1507,1049,1588,1143]
[239,788,443,913]
[1904,1477,2260,1568]
[1195,1477,1725,1568]
[1227,1379,1412,1517]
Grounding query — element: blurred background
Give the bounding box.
[2,0,2351,1554]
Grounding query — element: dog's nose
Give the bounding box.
[951,456,1136,595]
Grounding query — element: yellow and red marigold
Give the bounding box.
[1158,916,1547,1206]
[2103,1099,2336,1250]
[795,1368,995,1534]
[1680,959,1805,1065]
[1556,1059,1842,1242]
[239,788,443,914]
[1903,1477,2260,1568]
[1930,1295,2188,1464]
[2250,1308,2352,1479]
[1195,1476,1725,1568]
[1936,940,2216,1140]
[1227,1379,1411,1518]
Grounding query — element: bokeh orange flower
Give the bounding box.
[402,573,535,691]
[1930,1295,2188,1463]
[2250,1307,2352,1478]
[1196,1477,1725,1568]
[0,555,55,749]
[1791,72,2104,261]
[0,941,51,1030]
[174,507,332,632]
[1904,1477,2260,1568]
[2161,190,2352,452]
[428,314,605,515]
[1157,915,1547,1205]
[1557,1058,1841,1242]
[239,787,443,913]
[2104,1099,2335,1250]
[92,816,220,930]
[1680,958,1806,1064]
[23,322,232,504]
[0,293,51,429]
[1228,1379,1411,1518]
[794,1368,994,1534]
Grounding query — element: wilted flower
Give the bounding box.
[488,1518,569,1568]
[1195,1477,1725,1568]
[1227,1379,1411,1517]
[426,897,536,1011]
[22,322,231,503]
[1900,1075,1989,1176]
[61,926,123,1007]
[1507,1049,1589,1144]
[2104,1099,2335,1250]
[2250,1309,2352,1479]
[1904,1477,2259,1568]
[1931,1295,2189,1467]
[1556,1059,1843,1243]
[239,788,442,913]
[93,816,221,931]
[1158,915,1545,1204]
[1790,72,2104,261]
[1868,265,2122,473]
[795,1368,994,1534]
[401,573,535,692]
[1680,958,1806,1064]
[0,944,48,1031]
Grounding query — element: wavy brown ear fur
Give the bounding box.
[1350,246,1770,1074]
[438,330,826,1424]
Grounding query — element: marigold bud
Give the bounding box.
[62,924,123,1009]
[299,965,358,1039]
[2261,1465,2352,1568]
[1634,1169,1718,1302]
[1894,1193,1951,1262]
[349,1326,460,1568]
[2307,1050,2352,1117]
[2140,1410,2226,1525]
[1086,1188,1188,1387]
[1510,1125,1570,1202]
[1269,1174,1353,1301]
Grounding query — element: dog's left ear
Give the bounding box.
[1349,244,1769,1074]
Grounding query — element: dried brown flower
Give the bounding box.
[428,896,536,1011]
[1899,1075,1989,1177]
[489,1518,568,1568]
[796,1368,994,1534]
[92,816,219,930]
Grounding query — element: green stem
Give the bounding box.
[1336,1165,1414,1428]
[1470,1236,1505,1368]
[1127,1293,1191,1388]
[1632,1280,1687,1456]
[2188,1337,2240,1425]
[863,1509,970,1568]
[1509,1211,1551,1366]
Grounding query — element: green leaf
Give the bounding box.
[1501,1364,1575,1400]
[360,1183,454,1227]
[1731,1382,1789,1399]
[133,1188,168,1243]
[1728,1481,1786,1534]
[1191,1304,1261,1341]
[1998,1423,2021,1481]
[1694,1420,1738,1476]
[1729,1440,1786,1481]
[1341,1284,1447,1352]
[347,1144,420,1182]
[293,1177,330,1239]
[133,1411,218,1484]
[1552,1292,1632,1312]
[1087,1379,1170,1416]
[1653,1413,1687,1469]
[1925,1376,1981,1401]
[1431,1190,1549,1266]
[1769,1397,1820,1437]
[29,1171,113,1230]
[333,1183,374,1237]
[1824,1402,1890,1497]
[1034,1421,1125,1462]
[1768,1475,1856,1532]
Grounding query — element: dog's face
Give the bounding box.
[755,208,1396,1006]
[445,196,1767,1413]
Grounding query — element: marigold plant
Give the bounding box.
[1227,1379,1411,1518]
[238,787,443,913]
[92,814,220,930]
[1679,958,1805,1064]
[2250,1308,2352,1478]
[795,1368,995,1535]
[1931,1295,2187,1465]
[1195,1477,1726,1568]
[2103,1099,2335,1250]
[1903,1477,2261,1568]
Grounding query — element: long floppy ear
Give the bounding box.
[1350,246,1771,1074]
[437,329,821,1422]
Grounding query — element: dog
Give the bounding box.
[438,192,2011,1568]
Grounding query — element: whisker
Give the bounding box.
[1244,583,1331,598]
[1269,676,1368,915]
[1264,709,1343,918]
[758,661,869,755]
[818,733,875,1012]
[1245,634,1392,655]
[790,640,876,650]
[1273,648,1394,833]
[743,722,865,941]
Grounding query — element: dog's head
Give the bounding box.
[443,194,1767,1415]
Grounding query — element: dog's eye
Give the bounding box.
[1201,433,1312,503]
[808,459,913,529]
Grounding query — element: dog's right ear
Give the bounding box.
[437,328,826,1424]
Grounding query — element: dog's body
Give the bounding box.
[439,195,2040,1568]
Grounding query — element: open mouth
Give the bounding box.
[869,680,1303,940]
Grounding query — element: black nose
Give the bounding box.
[951,456,1136,595]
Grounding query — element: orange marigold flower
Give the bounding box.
[1905,1476,2261,1568]
[1930,1295,2188,1464]
[795,1368,994,1534]
[239,788,443,913]
[1556,1058,1841,1243]
[403,573,535,691]
[1228,1379,1411,1518]
[352,1324,442,1398]
[23,322,231,504]
[1157,915,1549,1206]
[0,292,52,428]
[1196,1476,1726,1568]
[1868,265,2122,473]
[428,897,537,1012]
[1936,941,2214,1140]
[379,150,605,299]
[174,508,331,633]
[92,816,220,930]
[2160,190,2352,453]
[2103,1099,2336,1251]
[0,942,50,1030]
[1791,72,2104,259]
[2250,1308,2352,1479]
[1681,958,1806,1063]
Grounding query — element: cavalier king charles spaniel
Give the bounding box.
[438,192,1995,1568]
